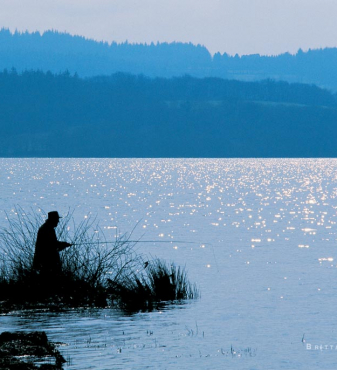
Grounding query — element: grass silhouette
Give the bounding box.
[0,208,198,312]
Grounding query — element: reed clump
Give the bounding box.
[0,208,199,312]
[110,258,198,311]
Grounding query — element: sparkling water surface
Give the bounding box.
[1,158,337,369]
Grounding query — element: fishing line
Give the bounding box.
[211,244,220,273]
[71,239,220,273]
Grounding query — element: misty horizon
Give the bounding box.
[2,0,337,56]
[2,27,331,58]
[1,28,337,92]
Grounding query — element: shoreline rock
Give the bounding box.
[0,331,66,370]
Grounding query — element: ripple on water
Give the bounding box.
[1,158,337,369]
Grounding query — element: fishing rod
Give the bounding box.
[70,240,212,246]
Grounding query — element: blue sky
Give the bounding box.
[1,0,337,55]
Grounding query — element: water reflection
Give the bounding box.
[2,303,193,370]
[2,159,337,369]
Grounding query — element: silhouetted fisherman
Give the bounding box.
[33,211,72,278]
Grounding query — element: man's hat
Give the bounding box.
[47,211,62,220]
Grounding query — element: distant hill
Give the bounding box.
[1,70,336,157]
[0,29,212,78]
[1,29,337,91]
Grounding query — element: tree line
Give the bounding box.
[2,29,337,90]
[0,70,336,157]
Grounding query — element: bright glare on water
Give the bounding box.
[1,158,337,369]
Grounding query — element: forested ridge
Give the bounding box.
[1,70,336,157]
[2,29,337,91]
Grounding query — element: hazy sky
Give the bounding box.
[1,0,337,55]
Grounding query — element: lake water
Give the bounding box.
[1,158,337,369]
